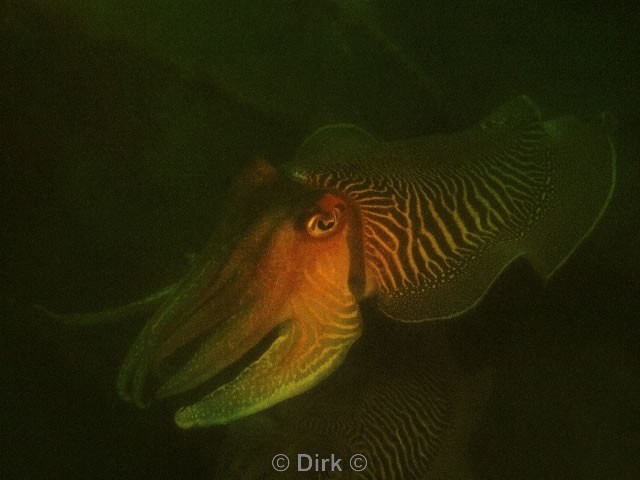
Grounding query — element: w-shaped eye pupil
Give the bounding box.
[306,205,343,238]
[318,218,334,230]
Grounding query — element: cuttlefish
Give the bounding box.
[207,321,492,480]
[47,95,616,429]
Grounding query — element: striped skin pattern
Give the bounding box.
[339,369,452,479]
[288,266,363,380]
[210,324,489,480]
[293,123,551,299]
[287,96,615,321]
[292,365,451,480]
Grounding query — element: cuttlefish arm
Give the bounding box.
[114,167,365,426]
[174,261,361,427]
[288,95,616,321]
[167,194,363,426]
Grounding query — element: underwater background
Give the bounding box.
[2,1,639,478]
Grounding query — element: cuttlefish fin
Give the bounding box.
[479,94,542,131]
[33,282,179,325]
[294,123,378,165]
[521,112,617,277]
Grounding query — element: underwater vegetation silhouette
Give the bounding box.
[24,0,445,131]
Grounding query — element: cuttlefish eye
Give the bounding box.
[305,196,346,238]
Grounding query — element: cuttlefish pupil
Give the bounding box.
[306,201,345,238]
[96,96,615,428]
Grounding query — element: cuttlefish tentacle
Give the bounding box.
[34,283,178,326]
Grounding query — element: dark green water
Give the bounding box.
[2,1,638,478]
